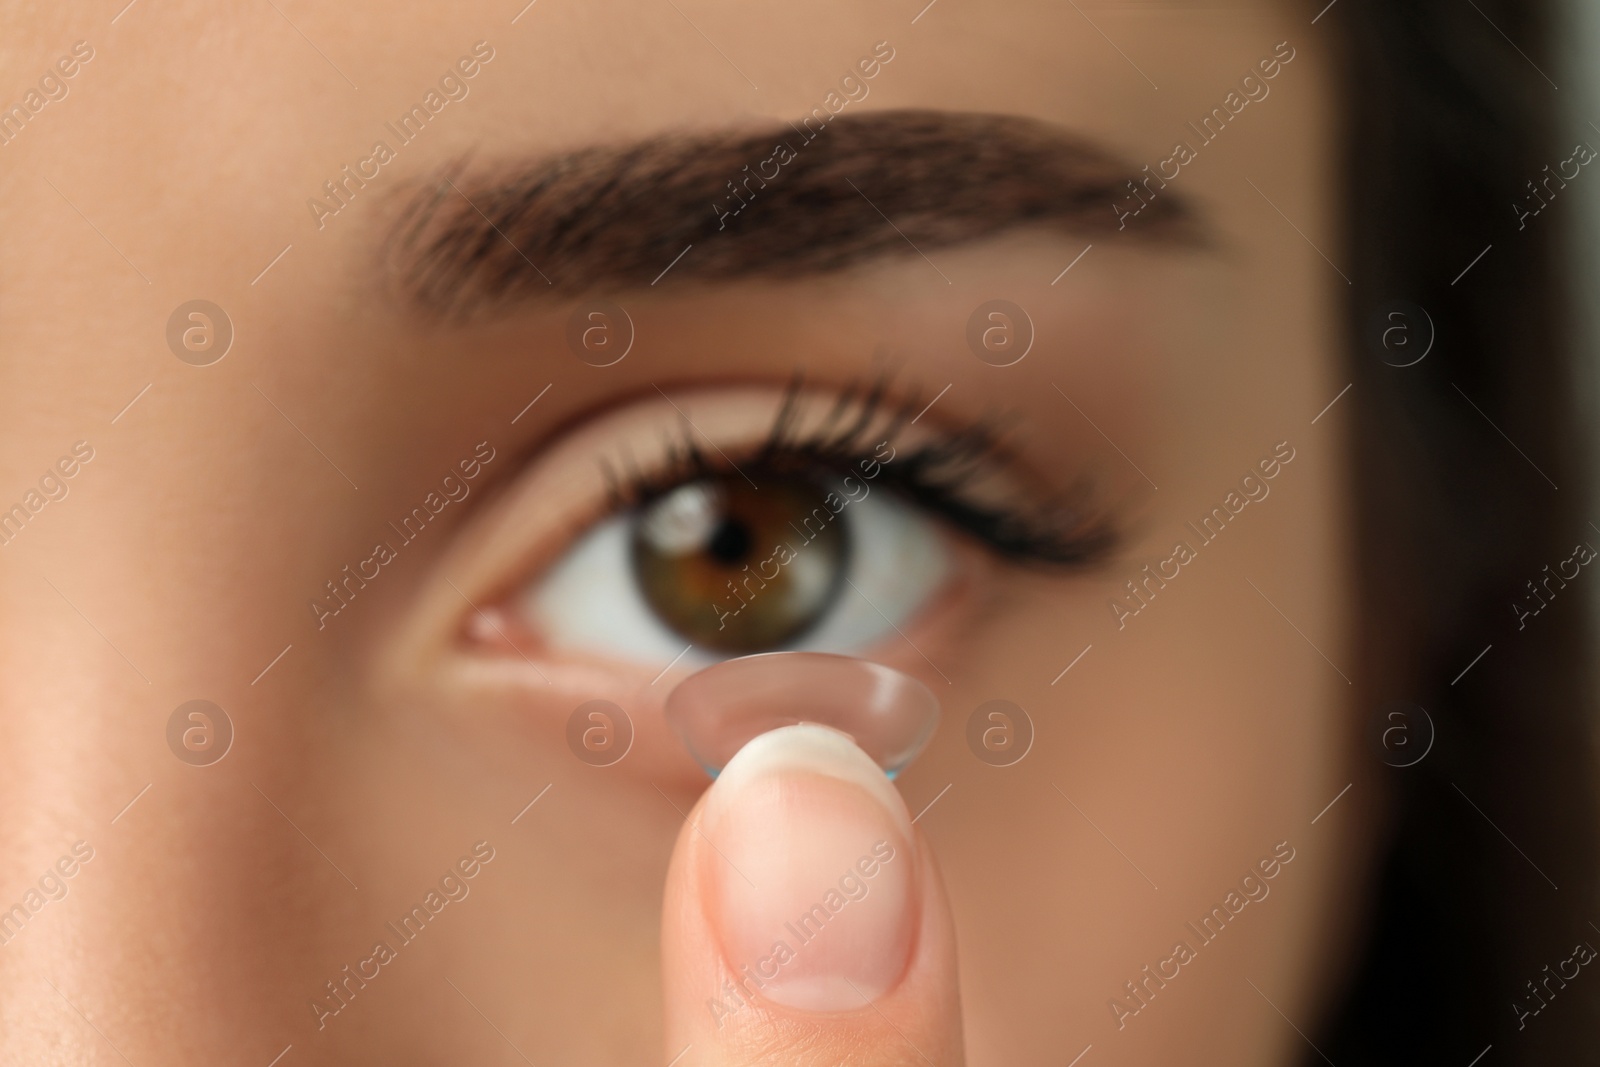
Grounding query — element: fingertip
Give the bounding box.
[661,725,964,1066]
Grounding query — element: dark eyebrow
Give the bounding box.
[387,109,1201,315]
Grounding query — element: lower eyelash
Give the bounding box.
[601,375,1121,568]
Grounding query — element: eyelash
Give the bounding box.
[598,375,1120,566]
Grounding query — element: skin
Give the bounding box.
[0,0,1375,1063]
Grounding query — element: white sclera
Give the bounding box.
[664,651,941,778]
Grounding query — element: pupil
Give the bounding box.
[708,519,751,563]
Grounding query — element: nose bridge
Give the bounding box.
[0,244,432,1057]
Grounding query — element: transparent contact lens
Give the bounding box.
[664,651,940,778]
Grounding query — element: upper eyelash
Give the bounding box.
[600,375,1120,566]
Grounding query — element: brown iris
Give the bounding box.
[631,473,848,653]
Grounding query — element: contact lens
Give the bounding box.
[664,651,940,778]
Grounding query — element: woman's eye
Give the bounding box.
[521,466,950,666]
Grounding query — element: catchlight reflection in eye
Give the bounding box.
[525,468,950,666]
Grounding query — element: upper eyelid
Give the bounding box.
[426,386,890,608]
[600,396,1119,567]
[599,422,894,510]
[433,382,1112,613]
[597,375,987,503]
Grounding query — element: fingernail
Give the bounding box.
[698,723,917,1012]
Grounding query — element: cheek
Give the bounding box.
[913,236,1353,1051]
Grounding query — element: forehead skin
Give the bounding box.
[0,2,1360,1065]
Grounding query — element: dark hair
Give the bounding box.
[1323,0,1600,1061]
